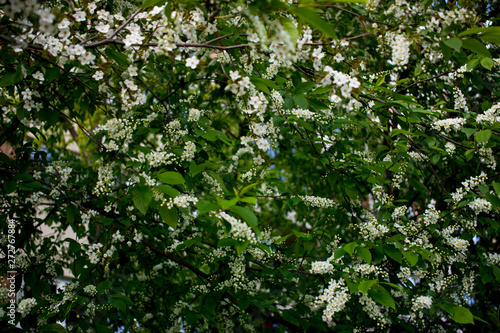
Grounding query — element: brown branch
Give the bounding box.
[397,70,453,93]
[328,5,390,26]
[108,9,142,40]
[142,239,211,280]
[303,32,372,46]
[82,38,251,50]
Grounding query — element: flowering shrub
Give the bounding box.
[0,0,499,332]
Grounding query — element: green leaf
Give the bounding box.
[230,206,258,227]
[358,279,377,294]
[492,182,500,197]
[311,86,332,95]
[202,129,231,144]
[231,206,261,237]
[158,171,185,185]
[293,95,309,109]
[66,238,81,253]
[452,306,474,324]
[294,82,316,94]
[95,325,112,333]
[480,57,494,70]
[343,242,356,255]
[240,196,257,204]
[109,298,127,313]
[291,7,337,39]
[41,323,68,333]
[235,240,250,255]
[461,38,491,58]
[131,186,153,215]
[280,17,298,46]
[345,278,358,294]
[156,184,179,197]
[240,182,260,196]
[466,58,479,71]
[293,151,309,159]
[189,162,206,176]
[356,247,372,264]
[402,250,418,266]
[375,75,386,86]
[485,193,500,210]
[159,205,178,229]
[97,281,112,292]
[217,196,239,209]
[461,127,476,138]
[476,129,491,142]
[196,200,219,214]
[218,238,236,247]
[250,79,270,94]
[45,67,60,81]
[250,77,280,90]
[0,71,23,87]
[141,0,167,9]
[459,27,497,37]
[239,298,250,311]
[368,285,396,310]
[334,248,346,259]
[104,48,129,66]
[459,26,500,44]
[444,37,462,51]
[3,180,16,194]
[390,128,413,137]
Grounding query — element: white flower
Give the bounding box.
[93,71,104,80]
[256,138,271,151]
[32,71,44,81]
[334,53,345,63]
[186,56,200,69]
[128,65,138,77]
[230,70,240,81]
[74,11,86,22]
[18,298,37,318]
[96,23,110,34]
[205,23,217,34]
[78,52,96,66]
[58,18,71,29]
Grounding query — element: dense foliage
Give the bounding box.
[0,0,499,332]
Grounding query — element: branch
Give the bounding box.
[142,239,211,281]
[82,38,251,50]
[397,70,453,93]
[328,5,390,26]
[107,9,142,40]
[303,32,372,45]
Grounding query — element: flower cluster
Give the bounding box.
[431,117,466,132]
[321,66,360,100]
[468,198,492,215]
[359,293,391,327]
[217,212,257,243]
[453,87,468,112]
[359,213,390,241]
[311,260,334,274]
[299,195,338,209]
[477,102,500,124]
[451,172,487,203]
[385,32,410,67]
[83,285,98,296]
[87,243,103,264]
[315,278,351,323]
[411,296,432,320]
[18,298,37,318]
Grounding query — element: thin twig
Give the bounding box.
[107,9,143,40]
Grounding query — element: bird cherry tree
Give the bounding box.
[0,0,499,332]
